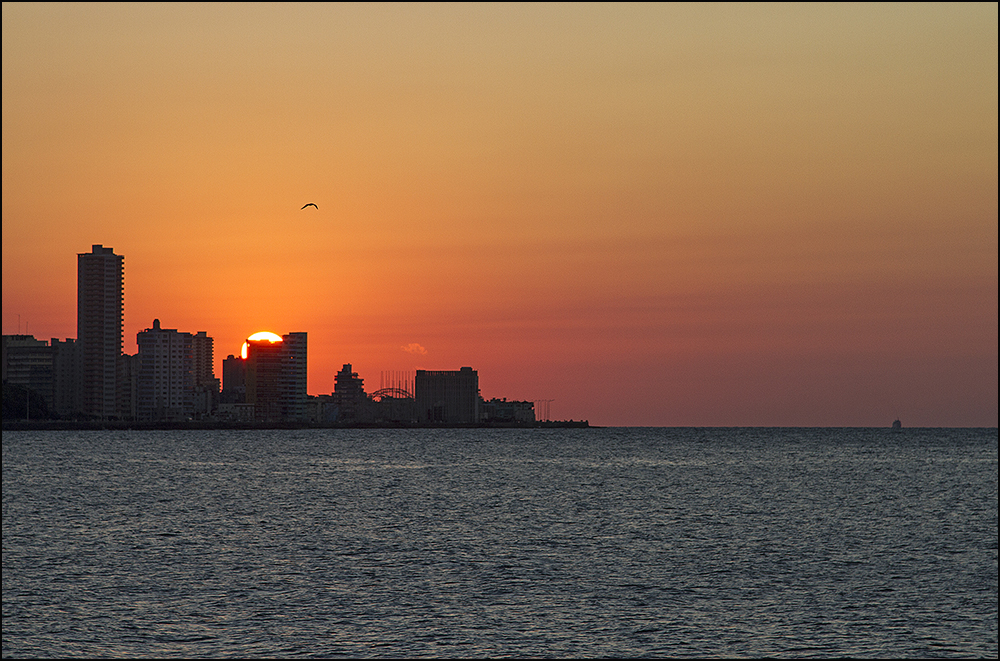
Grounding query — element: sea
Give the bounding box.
[2,427,997,659]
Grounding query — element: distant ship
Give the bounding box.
[892,419,902,430]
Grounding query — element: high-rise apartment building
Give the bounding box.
[134,321,219,421]
[245,332,307,423]
[191,331,220,417]
[246,338,283,422]
[136,319,193,421]
[191,332,215,389]
[77,245,124,419]
[281,332,308,422]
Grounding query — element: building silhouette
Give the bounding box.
[3,245,564,426]
[331,363,371,423]
[50,338,79,417]
[77,245,124,419]
[415,367,479,424]
[221,354,247,402]
[281,332,308,421]
[2,335,81,419]
[136,319,194,421]
[2,334,53,414]
[480,397,536,424]
[135,320,219,421]
[118,351,140,421]
[191,331,220,417]
[245,332,307,423]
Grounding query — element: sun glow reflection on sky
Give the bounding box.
[241,331,283,360]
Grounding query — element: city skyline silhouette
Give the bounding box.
[3,4,997,427]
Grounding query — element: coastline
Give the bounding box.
[2,419,591,432]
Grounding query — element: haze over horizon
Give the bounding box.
[3,3,997,427]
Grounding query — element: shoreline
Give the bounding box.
[2,419,591,431]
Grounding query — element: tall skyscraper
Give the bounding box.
[77,244,124,419]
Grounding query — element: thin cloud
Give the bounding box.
[402,343,427,355]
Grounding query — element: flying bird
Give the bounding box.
[301,203,318,210]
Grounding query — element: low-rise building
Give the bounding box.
[480,397,536,424]
[3,334,54,414]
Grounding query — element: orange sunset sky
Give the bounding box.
[3,3,997,427]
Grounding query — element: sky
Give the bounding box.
[3,2,997,427]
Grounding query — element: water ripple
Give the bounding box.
[3,427,997,658]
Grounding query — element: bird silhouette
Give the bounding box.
[301,203,318,210]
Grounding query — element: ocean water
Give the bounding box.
[2,427,997,659]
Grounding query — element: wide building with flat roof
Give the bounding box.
[415,367,479,424]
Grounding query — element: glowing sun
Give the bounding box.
[241,331,283,359]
